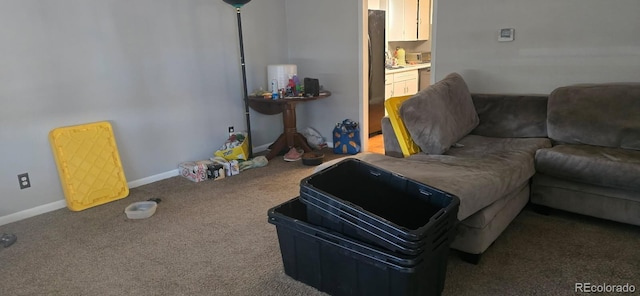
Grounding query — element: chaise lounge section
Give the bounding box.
[376,73,551,262]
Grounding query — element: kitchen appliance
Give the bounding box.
[368,10,385,135]
[422,51,432,63]
[405,52,423,63]
[419,67,432,90]
[395,47,406,65]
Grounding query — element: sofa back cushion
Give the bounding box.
[547,83,640,150]
[400,72,479,154]
[471,94,548,138]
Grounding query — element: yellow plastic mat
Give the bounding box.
[384,95,421,157]
[49,121,129,211]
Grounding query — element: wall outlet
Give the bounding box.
[18,173,30,189]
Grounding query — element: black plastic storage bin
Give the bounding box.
[304,194,427,256]
[299,158,459,255]
[268,197,449,296]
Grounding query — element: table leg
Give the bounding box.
[266,101,315,161]
[293,133,313,153]
[265,133,287,160]
[283,102,297,148]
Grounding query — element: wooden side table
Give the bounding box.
[248,92,331,160]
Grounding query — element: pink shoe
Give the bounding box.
[283,147,303,162]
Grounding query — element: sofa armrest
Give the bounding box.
[381,117,404,158]
[471,93,548,138]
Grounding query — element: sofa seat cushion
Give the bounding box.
[332,135,551,220]
[400,73,479,155]
[535,144,640,191]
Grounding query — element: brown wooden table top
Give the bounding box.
[248,91,331,115]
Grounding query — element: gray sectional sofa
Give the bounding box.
[318,73,640,264]
[531,83,640,226]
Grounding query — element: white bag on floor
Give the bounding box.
[301,127,327,150]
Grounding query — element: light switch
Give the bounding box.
[498,28,514,42]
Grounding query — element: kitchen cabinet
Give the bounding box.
[388,0,417,41]
[417,0,431,40]
[384,74,394,115]
[384,74,394,100]
[368,0,387,10]
[388,0,431,41]
[391,70,418,97]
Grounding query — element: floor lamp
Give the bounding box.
[223,0,253,158]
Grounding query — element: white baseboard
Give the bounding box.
[0,200,68,227]
[0,169,181,227]
[0,143,326,226]
[253,143,270,153]
[127,169,179,188]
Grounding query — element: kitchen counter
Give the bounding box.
[385,62,431,74]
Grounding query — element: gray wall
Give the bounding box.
[285,0,363,144]
[14,0,637,221]
[432,0,640,94]
[0,0,289,218]
[0,0,364,222]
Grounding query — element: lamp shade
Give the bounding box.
[223,0,251,7]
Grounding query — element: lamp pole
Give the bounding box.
[223,0,253,158]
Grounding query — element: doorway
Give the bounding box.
[362,0,435,156]
[368,133,385,154]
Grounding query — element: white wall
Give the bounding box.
[0,0,288,220]
[433,0,640,94]
[285,0,364,145]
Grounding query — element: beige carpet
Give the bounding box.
[1,149,639,296]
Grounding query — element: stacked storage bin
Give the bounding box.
[268,158,460,296]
